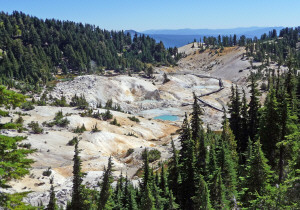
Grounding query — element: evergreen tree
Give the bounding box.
[192,175,212,210]
[190,92,204,148]
[167,139,181,205]
[221,111,238,164]
[190,93,206,175]
[210,169,227,209]
[142,149,153,190]
[239,88,249,156]
[228,84,241,145]
[241,140,272,207]
[259,89,281,167]
[218,140,238,206]
[248,75,261,141]
[159,164,169,197]
[167,190,179,210]
[46,178,57,210]
[114,172,124,209]
[98,156,114,210]
[178,113,197,209]
[207,143,217,183]
[152,181,166,210]
[70,140,86,210]
[126,184,138,210]
[277,95,298,182]
[140,183,155,210]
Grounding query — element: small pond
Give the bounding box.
[154,115,179,121]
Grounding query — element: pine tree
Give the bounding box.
[241,140,272,207]
[207,143,217,183]
[70,140,85,210]
[114,173,124,209]
[167,190,179,210]
[210,169,227,209]
[259,89,281,167]
[178,113,197,209]
[140,183,155,210]
[296,75,300,120]
[167,139,181,205]
[221,111,238,164]
[218,140,238,206]
[192,175,212,210]
[228,84,241,145]
[285,55,296,106]
[278,95,298,182]
[248,74,261,141]
[190,92,204,148]
[127,185,138,210]
[159,164,169,197]
[240,88,249,156]
[152,181,166,210]
[142,149,153,190]
[46,178,57,210]
[98,156,114,210]
[190,93,207,175]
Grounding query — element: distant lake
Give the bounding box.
[154,115,179,121]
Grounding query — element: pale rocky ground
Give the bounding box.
[2,107,178,207]
[3,44,261,207]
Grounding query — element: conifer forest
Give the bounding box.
[0,7,300,210]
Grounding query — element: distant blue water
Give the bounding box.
[154,115,179,121]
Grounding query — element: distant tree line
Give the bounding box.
[0,11,180,87]
[245,27,300,68]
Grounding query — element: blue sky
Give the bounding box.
[1,0,299,31]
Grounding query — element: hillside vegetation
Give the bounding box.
[0,11,300,209]
[0,11,179,87]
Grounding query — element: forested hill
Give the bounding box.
[0,11,179,85]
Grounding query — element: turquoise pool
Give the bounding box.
[154,115,179,121]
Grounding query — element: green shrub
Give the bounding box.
[37,100,46,106]
[18,143,32,149]
[102,109,113,121]
[96,102,102,108]
[67,137,78,146]
[15,116,24,124]
[260,82,268,91]
[142,149,161,163]
[163,73,170,84]
[28,121,43,134]
[0,109,9,117]
[52,95,68,107]
[0,122,22,129]
[53,111,70,127]
[44,110,70,127]
[91,123,100,133]
[128,116,140,123]
[21,101,35,111]
[126,132,138,138]
[110,118,120,126]
[125,148,134,157]
[13,111,30,116]
[104,99,122,112]
[80,108,93,118]
[42,167,52,176]
[70,94,89,109]
[73,124,86,133]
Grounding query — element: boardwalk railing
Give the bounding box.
[173,72,225,112]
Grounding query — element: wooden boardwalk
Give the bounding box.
[175,73,225,112]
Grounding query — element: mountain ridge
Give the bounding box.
[141,26,284,35]
[126,26,285,48]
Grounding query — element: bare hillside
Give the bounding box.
[176,43,251,83]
